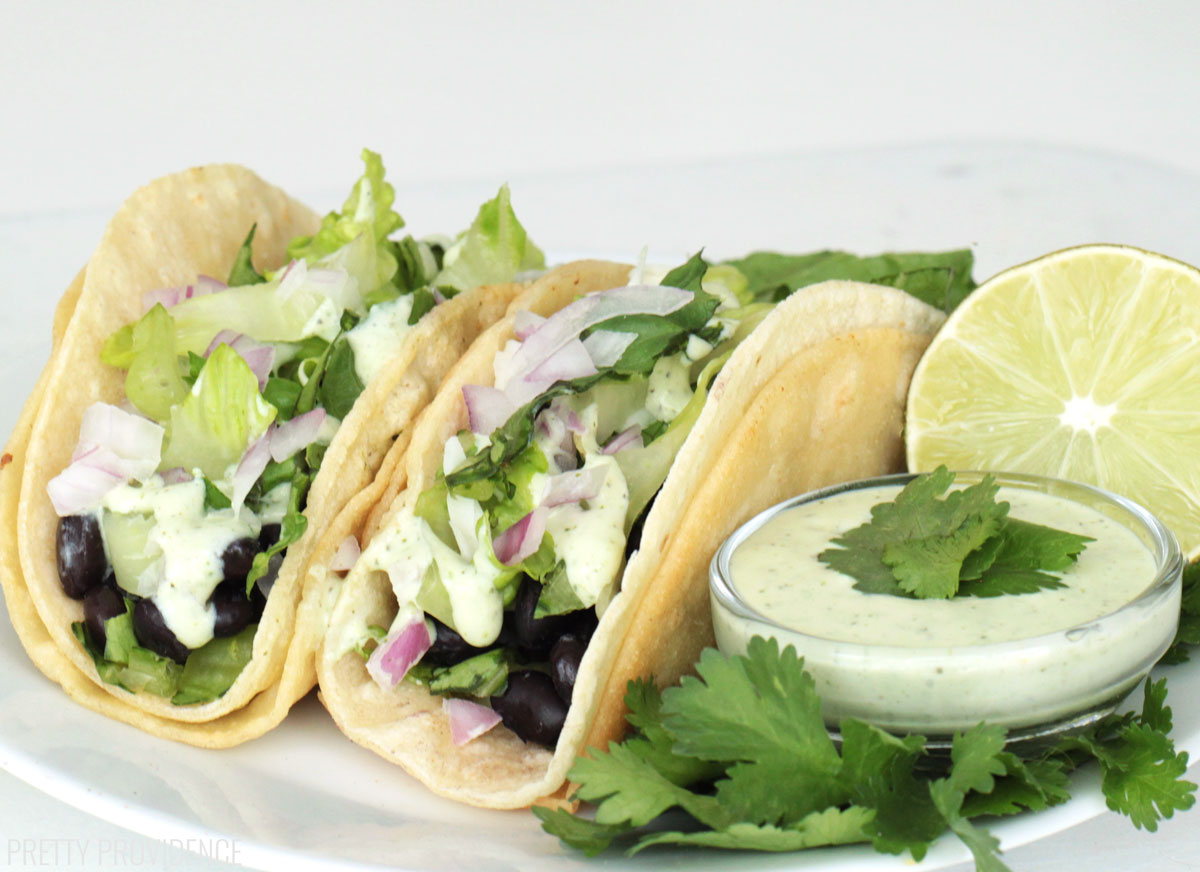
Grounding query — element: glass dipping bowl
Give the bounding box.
[709,471,1183,741]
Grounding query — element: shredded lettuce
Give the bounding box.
[435,184,545,293]
[101,304,189,423]
[172,624,258,705]
[160,344,276,480]
[288,148,404,304]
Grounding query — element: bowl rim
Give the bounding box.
[709,469,1184,657]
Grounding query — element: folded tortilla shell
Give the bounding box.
[317,262,945,805]
[3,165,526,746]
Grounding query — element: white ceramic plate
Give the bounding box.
[1,143,1198,871]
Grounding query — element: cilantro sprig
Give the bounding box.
[536,638,1196,870]
[818,467,1094,599]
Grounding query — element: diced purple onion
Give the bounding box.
[462,384,516,435]
[73,402,164,479]
[443,697,502,746]
[330,535,361,572]
[513,310,546,340]
[268,409,326,463]
[275,260,305,301]
[492,507,547,566]
[231,434,271,510]
[601,425,644,455]
[140,275,225,312]
[46,447,128,516]
[582,329,636,368]
[496,285,692,395]
[204,332,275,390]
[159,467,194,485]
[543,465,608,507]
[366,619,432,689]
[204,330,242,356]
[432,288,448,305]
[506,338,597,407]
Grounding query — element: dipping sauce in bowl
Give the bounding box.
[710,471,1183,737]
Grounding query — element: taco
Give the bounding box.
[316,250,958,807]
[1,150,543,746]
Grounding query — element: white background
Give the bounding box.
[2,2,1200,870]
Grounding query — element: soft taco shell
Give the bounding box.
[3,165,527,746]
[316,261,946,806]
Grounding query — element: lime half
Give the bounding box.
[906,244,1200,559]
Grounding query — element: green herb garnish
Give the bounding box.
[536,638,1196,869]
[818,467,1093,599]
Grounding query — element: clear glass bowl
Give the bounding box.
[710,471,1183,742]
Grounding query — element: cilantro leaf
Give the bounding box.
[532,807,628,857]
[630,807,874,854]
[661,638,845,824]
[928,725,1011,872]
[227,224,267,286]
[567,742,728,830]
[821,468,1092,600]
[621,679,724,787]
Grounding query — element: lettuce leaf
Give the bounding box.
[288,148,404,303]
[101,304,189,423]
[160,344,276,480]
[435,184,545,293]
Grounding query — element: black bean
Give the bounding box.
[221,537,259,582]
[83,585,126,652]
[550,634,587,704]
[490,670,568,746]
[511,577,577,658]
[132,599,190,664]
[569,608,599,642]
[256,552,284,595]
[209,581,255,638]
[56,515,107,599]
[424,618,486,667]
[259,523,281,549]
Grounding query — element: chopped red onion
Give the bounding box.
[231,434,271,510]
[543,465,608,507]
[492,507,547,566]
[582,329,636,368]
[443,697,502,746]
[73,402,164,480]
[548,398,584,434]
[366,619,432,689]
[47,447,128,516]
[432,288,448,305]
[141,285,190,312]
[513,310,546,340]
[203,332,276,390]
[601,425,644,455]
[506,337,597,407]
[141,275,224,312]
[534,407,576,471]
[275,260,305,301]
[497,285,692,393]
[194,274,227,294]
[269,409,326,463]
[330,535,361,572]
[204,330,243,356]
[462,384,516,435]
[159,467,194,485]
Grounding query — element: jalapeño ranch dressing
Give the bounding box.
[712,480,1182,733]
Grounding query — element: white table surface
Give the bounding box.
[3,2,1200,870]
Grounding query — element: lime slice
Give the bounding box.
[905,244,1200,559]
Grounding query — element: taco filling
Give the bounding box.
[45,150,543,706]
[337,247,975,747]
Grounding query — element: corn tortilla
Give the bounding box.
[3,165,527,745]
[316,263,945,806]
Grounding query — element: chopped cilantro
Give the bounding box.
[819,467,1092,599]
[536,638,1196,869]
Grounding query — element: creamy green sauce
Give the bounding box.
[715,482,1179,732]
[730,485,1154,646]
[345,295,415,384]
